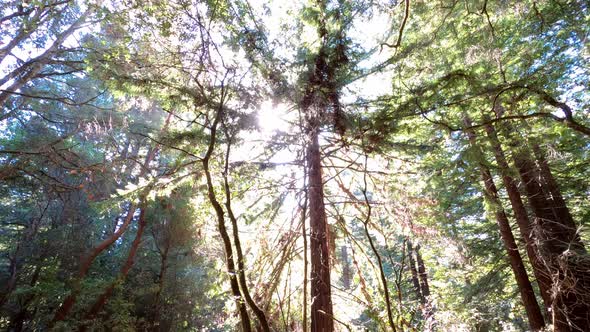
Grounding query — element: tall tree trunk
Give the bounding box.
[151,237,170,330]
[483,121,554,311]
[512,151,589,331]
[407,240,424,304]
[80,206,147,325]
[360,156,396,332]
[414,244,437,331]
[464,117,545,330]
[307,129,334,332]
[202,103,251,332]
[415,245,430,299]
[301,173,309,332]
[487,115,589,331]
[222,131,270,332]
[530,144,578,234]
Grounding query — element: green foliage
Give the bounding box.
[1,0,589,330]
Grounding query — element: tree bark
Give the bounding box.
[150,235,170,330]
[50,112,171,325]
[80,206,147,325]
[512,151,589,332]
[407,240,424,304]
[415,245,430,299]
[301,173,309,332]
[530,144,578,234]
[222,130,270,332]
[307,129,334,332]
[487,116,589,331]
[414,244,436,330]
[202,102,251,332]
[483,121,554,311]
[464,117,545,330]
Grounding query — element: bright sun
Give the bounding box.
[257,100,290,133]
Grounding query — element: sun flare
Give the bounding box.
[257,100,290,133]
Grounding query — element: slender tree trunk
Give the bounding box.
[407,240,424,304]
[360,158,396,332]
[222,131,270,332]
[151,239,170,330]
[307,128,334,332]
[202,103,251,332]
[51,113,171,325]
[341,245,351,290]
[483,121,554,311]
[80,206,147,325]
[414,244,437,331]
[464,117,545,330]
[415,246,430,299]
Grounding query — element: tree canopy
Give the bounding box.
[1,0,589,331]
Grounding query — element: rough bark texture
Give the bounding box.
[307,130,334,332]
[513,152,589,332]
[487,114,589,331]
[531,144,578,235]
[301,182,309,332]
[484,122,554,311]
[464,118,545,330]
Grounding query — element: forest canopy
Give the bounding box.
[1,0,589,331]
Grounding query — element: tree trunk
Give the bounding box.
[415,245,430,299]
[483,121,554,311]
[341,245,351,290]
[151,238,170,330]
[464,117,545,330]
[81,206,147,325]
[7,263,42,332]
[414,244,436,330]
[50,113,172,325]
[307,129,334,332]
[530,144,578,234]
[222,133,270,332]
[407,240,424,304]
[512,151,589,332]
[301,178,309,332]
[202,105,251,332]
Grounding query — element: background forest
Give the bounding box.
[1,0,589,331]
